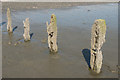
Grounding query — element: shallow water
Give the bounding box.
[2,3,118,78]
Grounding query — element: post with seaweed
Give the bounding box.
[23,18,30,41]
[46,14,58,53]
[90,19,107,73]
[7,8,13,33]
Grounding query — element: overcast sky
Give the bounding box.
[0,0,120,2]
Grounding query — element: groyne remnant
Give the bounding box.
[46,14,58,53]
[23,18,30,41]
[90,19,106,73]
[7,8,12,32]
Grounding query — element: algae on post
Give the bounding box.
[90,19,106,73]
[46,14,58,53]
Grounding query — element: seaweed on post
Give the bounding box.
[46,14,58,53]
[90,19,106,73]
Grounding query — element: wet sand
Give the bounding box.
[2,2,118,78]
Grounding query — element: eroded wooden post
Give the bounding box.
[23,18,30,41]
[46,14,58,53]
[7,8,12,32]
[90,19,106,73]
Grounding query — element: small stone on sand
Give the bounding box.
[41,38,47,43]
[8,42,11,45]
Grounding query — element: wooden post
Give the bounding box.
[90,19,106,73]
[7,8,12,32]
[23,18,30,41]
[46,14,58,53]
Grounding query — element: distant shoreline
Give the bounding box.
[2,2,115,11]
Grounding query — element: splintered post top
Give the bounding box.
[7,8,11,17]
[7,8,10,12]
[94,19,106,36]
[50,14,57,26]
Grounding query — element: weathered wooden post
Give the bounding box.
[7,8,13,32]
[23,18,30,41]
[90,19,106,73]
[46,14,58,53]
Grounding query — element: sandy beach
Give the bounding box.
[2,2,118,78]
